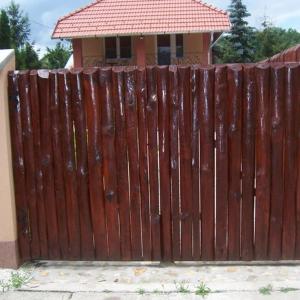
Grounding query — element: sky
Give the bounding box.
[1,0,300,57]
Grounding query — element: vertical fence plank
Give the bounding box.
[99,68,121,260]
[124,67,143,259]
[112,67,132,260]
[157,66,172,261]
[70,69,95,259]
[227,65,242,260]
[58,70,81,259]
[49,71,69,259]
[29,70,48,259]
[146,66,161,260]
[83,69,108,260]
[215,66,229,261]
[136,67,151,260]
[8,72,31,261]
[255,64,271,260]
[178,66,193,260]
[18,71,40,259]
[282,64,299,259]
[38,70,60,259]
[296,64,300,259]
[241,65,256,261]
[169,66,180,260]
[269,65,285,260]
[191,66,201,260]
[199,66,215,261]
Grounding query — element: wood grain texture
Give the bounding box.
[178,66,193,260]
[269,65,285,260]
[157,66,172,261]
[282,64,299,259]
[255,64,271,260]
[146,66,161,260]
[241,65,256,261]
[83,69,108,260]
[8,72,31,261]
[124,67,142,260]
[29,71,48,259]
[49,71,69,259]
[136,67,151,260]
[112,67,132,260]
[199,66,215,261]
[215,66,229,261]
[227,65,242,260]
[99,68,121,260]
[38,70,60,259]
[18,71,40,259]
[70,69,95,259]
[169,66,181,260]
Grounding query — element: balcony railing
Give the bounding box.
[83,53,207,67]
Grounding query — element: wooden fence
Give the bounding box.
[8,63,300,262]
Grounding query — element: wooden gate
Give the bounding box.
[8,64,300,262]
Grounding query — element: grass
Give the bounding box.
[259,284,273,295]
[195,282,211,298]
[0,271,31,292]
[137,288,146,295]
[280,287,299,293]
[174,280,190,293]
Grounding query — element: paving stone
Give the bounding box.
[0,291,71,300]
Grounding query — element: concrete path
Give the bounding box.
[1,261,300,299]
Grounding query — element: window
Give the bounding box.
[105,37,117,59]
[176,34,184,58]
[105,36,132,60]
[120,36,131,59]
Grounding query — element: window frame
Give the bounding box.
[104,36,132,61]
[175,34,184,58]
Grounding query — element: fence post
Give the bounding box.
[0,49,19,268]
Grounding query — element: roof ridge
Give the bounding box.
[195,0,228,15]
[57,0,101,22]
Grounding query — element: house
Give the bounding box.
[52,0,230,67]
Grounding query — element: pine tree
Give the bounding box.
[6,0,30,48]
[228,0,255,62]
[0,9,11,49]
[214,0,255,63]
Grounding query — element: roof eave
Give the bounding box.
[52,27,231,40]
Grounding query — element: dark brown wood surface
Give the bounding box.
[9,63,300,262]
[112,67,132,260]
[124,67,142,260]
[227,65,242,260]
[199,66,215,261]
[215,66,229,260]
[241,65,256,261]
[70,69,95,259]
[269,65,285,260]
[255,64,271,260]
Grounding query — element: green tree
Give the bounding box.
[6,0,30,48]
[0,9,11,49]
[41,42,71,69]
[214,0,255,63]
[254,25,300,61]
[16,42,41,70]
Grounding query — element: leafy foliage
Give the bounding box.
[16,42,41,70]
[41,42,72,69]
[0,9,11,49]
[6,0,30,48]
[253,26,300,61]
[215,0,255,63]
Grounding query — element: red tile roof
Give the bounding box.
[52,0,230,39]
